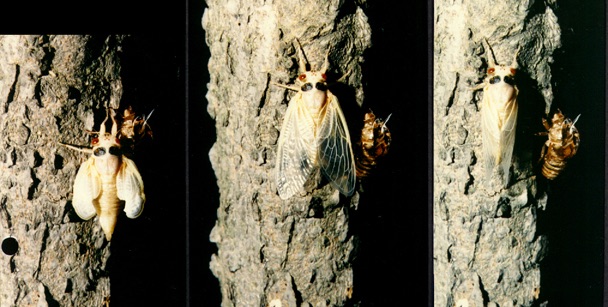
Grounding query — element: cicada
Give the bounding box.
[274,43,355,200]
[355,110,392,179]
[537,109,580,180]
[62,108,146,240]
[119,106,153,142]
[475,40,519,186]
[117,106,153,157]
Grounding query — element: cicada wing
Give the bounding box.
[498,95,518,184]
[318,93,356,197]
[72,158,101,220]
[480,86,501,177]
[276,94,317,200]
[116,157,146,218]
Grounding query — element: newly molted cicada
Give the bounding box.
[274,42,356,200]
[62,108,146,240]
[475,39,520,186]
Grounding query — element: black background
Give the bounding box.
[1,0,603,306]
[535,0,605,306]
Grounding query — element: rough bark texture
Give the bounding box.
[0,35,124,306]
[433,2,561,306]
[203,0,371,305]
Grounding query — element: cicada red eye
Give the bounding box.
[91,138,99,145]
[298,74,306,81]
[488,67,495,74]
[321,73,327,80]
[115,138,120,144]
[510,68,517,75]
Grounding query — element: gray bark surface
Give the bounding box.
[433,2,561,306]
[0,35,124,306]
[203,1,371,305]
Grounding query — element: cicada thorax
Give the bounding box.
[538,110,580,180]
[355,111,392,179]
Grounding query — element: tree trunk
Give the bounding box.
[203,1,371,305]
[0,35,124,306]
[433,2,562,306]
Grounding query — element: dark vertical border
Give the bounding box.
[428,0,434,306]
[605,0,608,304]
[185,0,191,305]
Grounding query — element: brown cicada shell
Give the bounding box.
[119,106,153,141]
[355,110,392,179]
[117,106,154,157]
[537,109,580,180]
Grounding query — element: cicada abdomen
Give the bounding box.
[274,42,356,200]
[537,109,580,180]
[62,108,146,240]
[476,40,519,186]
[355,110,392,179]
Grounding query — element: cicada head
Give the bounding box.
[92,132,122,158]
[296,70,329,110]
[483,38,519,88]
[486,65,516,86]
[291,39,333,109]
[483,55,518,104]
[554,109,566,126]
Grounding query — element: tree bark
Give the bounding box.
[433,2,562,306]
[203,1,371,305]
[0,35,124,306]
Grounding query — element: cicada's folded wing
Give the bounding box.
[480,93,500,178]
[498,95,518,184]
[72,158,101,220]
[318,92,356,197]
[116,157,145,218]
[276,94,317,200]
